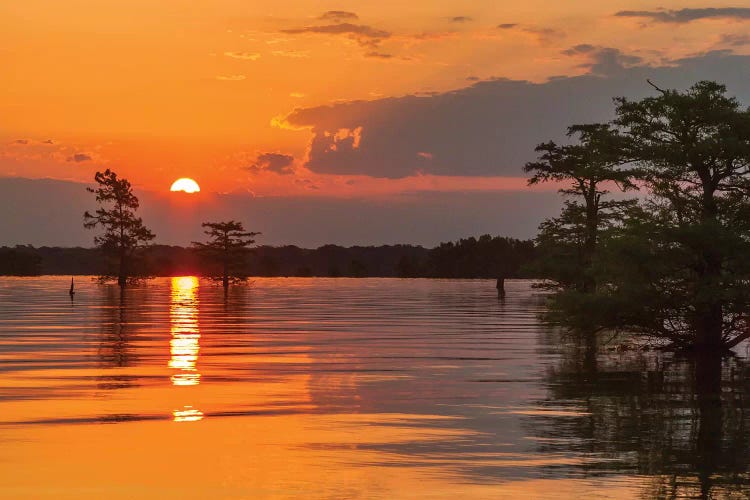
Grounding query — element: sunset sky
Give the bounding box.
[3,1,750,246]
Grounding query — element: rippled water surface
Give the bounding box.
[1,277,750,499]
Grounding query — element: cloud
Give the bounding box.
[318,11,359,22]
[277,51,750,178]
[615,7,750,24]
[294,178,320,190]
[66,153,92,163]
[521,26,564,44]
[718,33,750,46]
[281,23,391,47]
[216,75,246,81]
[451,16,472,23]
[561,44,596,56]
[14,139,29,145]
[224,51,260,60]
[494,24,564,43]
[271,50,310,58]
[563,44,643,75]
[290,92,306,98]
[248,152,295,175]
[364,51,394,59]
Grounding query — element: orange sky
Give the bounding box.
[2,0,750,197]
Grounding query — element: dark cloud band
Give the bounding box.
[615,7,750,23]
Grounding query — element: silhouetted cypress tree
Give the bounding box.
[83,169,155,286]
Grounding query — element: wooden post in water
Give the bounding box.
[496,277,505,299]
[69,277,75,298]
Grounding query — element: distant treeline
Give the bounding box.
[0,235,536,278]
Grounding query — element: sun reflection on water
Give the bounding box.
[169,276,201,386]
[169,277,204,423]
[173,405,204,423]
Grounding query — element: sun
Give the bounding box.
[170,178,200,194]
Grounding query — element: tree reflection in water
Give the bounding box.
[528,331,750,499]
[95,285,150,390]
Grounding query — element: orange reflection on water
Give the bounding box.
[173,405,204,423]
[169,277,201,387]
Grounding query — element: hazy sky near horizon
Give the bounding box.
[3,1,750,246]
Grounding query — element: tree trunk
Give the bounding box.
[694,352,722,498]
[496,277,505,298]
[695,180,722,351]
[118,249,127,288]
[222,255,229,290]
[695,301,724,353]
[581,192,599,293]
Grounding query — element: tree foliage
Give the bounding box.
[525,124,636,291]
[0,246,42,275]
[192,221,260,287]
[534,81,750,352]
[426,235,534,279]
[600,81,750,351]
[83,169,155,286]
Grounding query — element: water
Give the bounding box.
[1,277,749,498]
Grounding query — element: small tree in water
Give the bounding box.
[84,169,155,286]
[192,221,260,289]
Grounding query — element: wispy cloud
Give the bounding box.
[271,50,310,58]
[615,7,750,24]
[66,153,92,163]
[495,24,563,44]
[216,75,246,81]
[281,23,391,48]
[294,178,320,190]
[224,51,260,60]
[719,33,750,46]
[318,11,359,22]
[364,51,394,59]
[451,16,473,23]
[248,152,295,175]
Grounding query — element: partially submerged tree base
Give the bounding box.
[192,221,260,290]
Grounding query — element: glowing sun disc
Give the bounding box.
[170,178,200,193]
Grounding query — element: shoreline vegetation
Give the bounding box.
[0,237,536,279]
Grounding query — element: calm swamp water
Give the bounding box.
[1,277,750,499]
